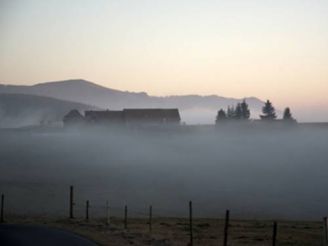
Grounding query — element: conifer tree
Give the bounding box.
[283,107,296,122]
[216,109,227,123]
[227,106,235,119]
[240,100,250,119]
[235,103,242,119]
[260,100,277,120]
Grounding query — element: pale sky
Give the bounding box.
[1,0,328,111]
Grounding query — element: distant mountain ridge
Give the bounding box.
[0,79,264,109]
[0,79,265,124]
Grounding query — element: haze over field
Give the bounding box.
[1,127,328,220]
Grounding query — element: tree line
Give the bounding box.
[216,100,296,124]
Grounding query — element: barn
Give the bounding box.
[123,108,180,125]
[63,108,181,127]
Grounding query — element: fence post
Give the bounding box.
[149,205,152,233]
[272,221,277,246]
[324,217,328,245]
[189,201,193,246]
[69,186,74,219]
[86,200,89,222]
[223,209,230,246]
[124,205,128,229]
[106,201,110,227]
[0,194,4,223]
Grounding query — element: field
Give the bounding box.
[1,125,328,245]
[5,215,325,246]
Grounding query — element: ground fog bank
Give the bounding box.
[0,126,327,220]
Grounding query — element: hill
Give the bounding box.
[0,93,96,128]
[0,79,264,124]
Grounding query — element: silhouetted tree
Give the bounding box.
[283,107,296,122]
[234,103,242,119]
[260,100,276,120]
[227,106,235,119]
[216,109,227,124]
[63,109,85,127]
[240,100,250,119]
[226,101,251,121]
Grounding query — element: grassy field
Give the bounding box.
[2,128,328,245]
[4,215,326,245]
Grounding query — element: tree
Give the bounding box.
[227,106,235,119]
[283,107,296,122]
[63,109,85,127]
[235,103,242,119]
[260,100,276,120]
[240,100,250,120]
[216,109,227,123]
[226,101,251,121]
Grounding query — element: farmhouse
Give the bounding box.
[123,108,180,125]
[63,108,181,127]
[85,110,124,125]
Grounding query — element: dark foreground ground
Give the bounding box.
[0,224,97,246]
[2,215,326,246]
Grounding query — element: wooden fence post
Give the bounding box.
[189,201,193,246]
[106,201,110,226]
[272,221,277,246]
[86,200,89,222]
[0,194,4,223]
[324,217,328,245]
[149,205,152,233]
[69,186,74,219]
[223,209,230,246]
[124,205,128,229]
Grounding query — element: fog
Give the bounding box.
[0,126,327,220]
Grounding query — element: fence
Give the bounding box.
[1,187,328,246]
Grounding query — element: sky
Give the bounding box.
[1,0,328,112]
